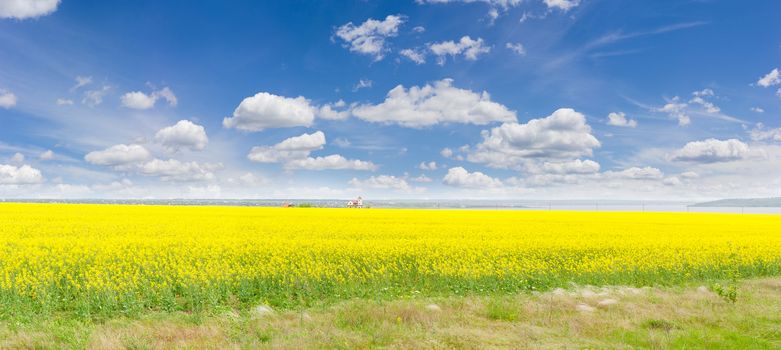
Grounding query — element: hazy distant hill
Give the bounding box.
[693,198,781,207]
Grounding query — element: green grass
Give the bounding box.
[2,277,781,349]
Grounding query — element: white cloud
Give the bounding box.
[39,150,54,160]
[56,98,73,106]
[777,88,781,98]
[415,0,521,9]
[662,176,681,186]
[155,120,209,152]
[120,87,177,110]
[411,174,433,183]
[335,15,404,61]
[399,48,426,64]
[750,124,781,142]
[82,85,110,107]
[10,152,24,163]
[607,112,637,128]
[139,158,221,182]
[689,94,720,114]
[92,179,133,192]
[235,173,268,186]
[535,159,600,174]
[413,26,425,33]
[670,138,750,163]
[658,97,690,126]
[84,144,151,166]
[223,92,315,131]
[0,0,60,19]
[349,175,410,190]
[333,138,351,148]
[543,0,580,11]
[429,36,490,65]
[604,166,663,180]
[680,171,699,179]
[440,148,454,158]
[443,166,502,188]
[248,131,325,163]
[318,100,352,120]
[72,76,92,91]
[750,107,764,113]
[757,68,780,87]
[505,42,526,56]
[351,79,516,128]
[284,154,377,171]
[465,108,600,168]
[0,164,43,184]
[692,88,714,97]
[353,79,373,91]
[0,89,17,109]
[418,161,438,170]
[121,91,155,109]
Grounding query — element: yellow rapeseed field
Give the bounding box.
[1,203,780,315]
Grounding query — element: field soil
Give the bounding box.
[2,277,780,349]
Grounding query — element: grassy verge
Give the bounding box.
[2,277,780,349]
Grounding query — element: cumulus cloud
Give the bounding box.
[670,138,750,163]
[333,138,351,148]
[658,97,690,126]
[662,176,681,186]
[223,92,315,131]
[10,152,24,163]
[418,161,438,170]
[92,179,133,192]
[400,48,426,64]
[443,167,502,188]
[335,15,404,61]
[750,107,764,113]
[0,89,17,109]
[505,42,526,56]
[429,36,490,65]
[248,131,326,163]
[284,155,377,171]
[138,158,220,182]
[543,0,580,11]
[534,159,600,174]
[411,174,433,183]
[0,164,43,184]
[757,68,780,87]
[604,166,663,180]
[415,0,521,8]
[749,124,781,142]
[465,108,600,168]
[39,150,54,160]
[155,120,209,152]
[689,89,720,114]
[606,112,637,128]
[351,79,516,128]
[0,0,60,19]
[82,85,110,107]
[656,89,743,126]
[349,175,410,190]
[317,100,353,121]
[84,144,151,166]
[120,87,177,110]
[247,131,374,171]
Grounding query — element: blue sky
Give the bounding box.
[1,0,780,200]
